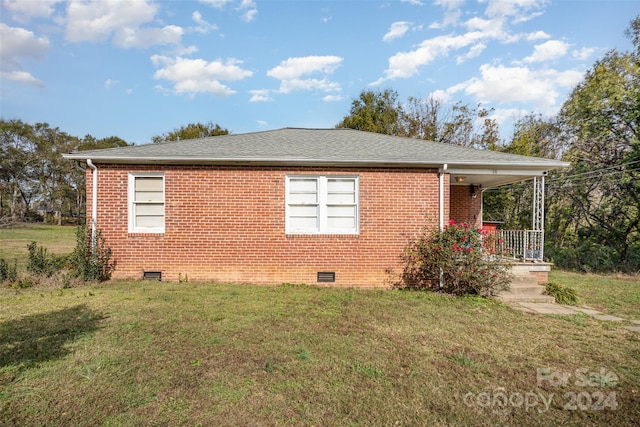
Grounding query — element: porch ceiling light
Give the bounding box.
[454,176,466,183]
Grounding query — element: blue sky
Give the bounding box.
[1,0,637,145]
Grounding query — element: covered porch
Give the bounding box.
[445,164,560,283]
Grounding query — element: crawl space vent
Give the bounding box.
[143,271,162,281]
[317,272,336,283]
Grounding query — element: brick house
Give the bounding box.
[63,128,568,287]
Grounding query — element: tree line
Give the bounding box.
[0,121,227,224]
[1,18,637,273]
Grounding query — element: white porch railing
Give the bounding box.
[484,230,545,262]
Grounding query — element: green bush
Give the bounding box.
[68,225,115,282]
[397,220,512,296]
[544,282,578,305]
[0,258,18,282]
[27,242,66,277]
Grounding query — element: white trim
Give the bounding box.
[128,172,165,233]
[286,175,359,235]
[86,159,98,246]
[439,164,447,233]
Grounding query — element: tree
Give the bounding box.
[546,16,640,272]
[484,114,563,229]
[0,118,130,224]
[624,16,640,55]
[336,89,402,135]
[151,121,229,143]
[338,90,501,149]
[0,119,38,219]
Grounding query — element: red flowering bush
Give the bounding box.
[397,220,511,296]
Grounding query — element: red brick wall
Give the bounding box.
[88,164,451,287]
[449,185,482,228]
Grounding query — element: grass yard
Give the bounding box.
[1,282,639,426]
[1,224,639,425]
[549,270,640,319]
[0,224,77,269]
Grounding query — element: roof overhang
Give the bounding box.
[63,128,569,190]
[64,154,568,189]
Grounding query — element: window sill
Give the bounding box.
[286,233,359,239]
[128,232,165,238]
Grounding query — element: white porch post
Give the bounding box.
[439,164,448,288]
[532,176,545,261]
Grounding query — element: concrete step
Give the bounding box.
[511,274,540,286]
[507,284,546,296]
[498,267,555,304]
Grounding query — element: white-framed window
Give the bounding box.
[286,175,359,234]
[128,173,165,233]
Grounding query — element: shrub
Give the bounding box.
[396,220,511,296]
[0,258,18,282]
[544,282,578,305]
[68,225,115,282]
[26,241,66,277]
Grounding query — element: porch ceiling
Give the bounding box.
[447,167,549,189]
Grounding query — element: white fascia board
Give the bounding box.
[447,167,556,176]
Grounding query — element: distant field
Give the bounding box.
[0,224,77,267]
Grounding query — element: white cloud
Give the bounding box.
[104,78,119,89]
[429,88,451,104]
[238,0,257,23]
[375,0,554,85]
[523,40,570,63]
[192,11,219,34]
[373,32,484,84]
[323,95,343,102]
[0,23,49,87]
[267,55,343,94]
[114,25,183,48]
[65,0,183,48]
[2,0,63,22]
[401,0,424,5]
[0,23,50,62]
[151,55,253,96]
[447,63,584,109]
[200,0,257,22]
[464,17,495,32]
[249,89,272,102]
[456,43,486,64]
[483,0,546,20]
[278,78,341,94]
[383,21,412,42]
[526,30,551,41]
[1,70,44,87]
[572,47,596,61]
[199,0,233,8]
[257,120,268,127]
[490,107,530,127]
[430,0,462,28]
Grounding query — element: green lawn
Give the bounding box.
[1,224,639,425]
[0,224,77,268]
[1,282,639,426]
[549,270,640,319]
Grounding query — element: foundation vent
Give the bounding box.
[143,271,162,281]
[317,272,336,283]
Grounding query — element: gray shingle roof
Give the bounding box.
[63,127,568,170]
